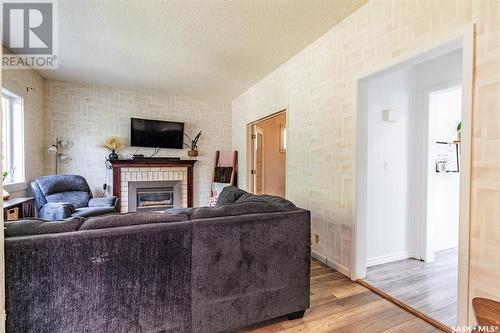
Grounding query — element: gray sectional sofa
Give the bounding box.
[5,186,311,333]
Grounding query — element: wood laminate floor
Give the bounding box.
[363,248,458,328]
[239,259,441,333]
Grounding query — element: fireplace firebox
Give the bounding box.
[128,181,180,212]
[137,187,174,210]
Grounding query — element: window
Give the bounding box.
[2,89,25,185]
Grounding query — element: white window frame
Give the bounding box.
[2,88,26,192]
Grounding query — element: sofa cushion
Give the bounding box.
[71,206,117,218]
[4,217,84,237]
[215,186,247,207]
[79,210,190,230]
[191,201,288,220]
[35,174,91,196]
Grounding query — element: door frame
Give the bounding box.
[246,109,287,195]
[351,23,474,326]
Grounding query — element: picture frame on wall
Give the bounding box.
[435,142,460,173]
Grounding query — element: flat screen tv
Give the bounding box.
[131,118,184,149]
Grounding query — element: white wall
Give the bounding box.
[415,50,462,260]
[364,49,462,266]
[427,87,462,253]
[43,80,232,207]
[365,68,415,266]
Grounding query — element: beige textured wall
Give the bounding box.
[232,0,500,319]
[2,68,46,196]
[44,80,232,206]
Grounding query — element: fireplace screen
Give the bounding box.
[137,187,174,210]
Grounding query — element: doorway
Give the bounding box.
[247,110,287,197]
[353,25,474,330]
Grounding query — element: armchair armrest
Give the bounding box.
[88,196,118,208]
[39,202,75,220]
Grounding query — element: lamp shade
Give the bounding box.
[47,145,58,154]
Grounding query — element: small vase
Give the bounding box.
[108,150,119,160]
[3,188,10,201]
[188,150,198,157]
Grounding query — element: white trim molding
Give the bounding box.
[352,23,475,327]
[312,250,350,277]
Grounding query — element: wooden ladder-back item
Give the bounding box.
[211,151,238,196]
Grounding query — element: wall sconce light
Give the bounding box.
[47,138,73,174]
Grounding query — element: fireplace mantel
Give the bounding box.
[110,159,197,209]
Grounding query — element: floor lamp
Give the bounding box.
[47,138,73,174]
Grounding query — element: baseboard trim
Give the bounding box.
[357,279,452,333]
[366,251,419,267]
[311,250,350,277]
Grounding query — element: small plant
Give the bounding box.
[101,136,125,151]
[101,136,125,160]
[456,122,462,142]
[184,131,202,151]
[2,170,8,181]
[184,131,202,157]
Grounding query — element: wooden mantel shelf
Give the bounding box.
[109,158,197,168]
[110,158,197,208]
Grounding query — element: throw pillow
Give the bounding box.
[208,194,219,207]
[215,186,247,207]
[208,182,230,207]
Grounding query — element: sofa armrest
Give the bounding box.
[39,202,75,220]
[88,196,118,208]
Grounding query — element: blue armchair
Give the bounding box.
[31,175,118,220]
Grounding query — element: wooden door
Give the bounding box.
[252,125,264,195]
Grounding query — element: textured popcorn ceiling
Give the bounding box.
[38,0,367,99]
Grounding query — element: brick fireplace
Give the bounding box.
[109,159,196,213]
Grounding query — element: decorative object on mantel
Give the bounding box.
[456,121,462,142]
[102,136,125,160]
[3,171,10,200]
[47,138,73,174]
[184,131,202,157]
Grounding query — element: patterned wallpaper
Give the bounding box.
[44,80,232,207]
[232,0,500,321]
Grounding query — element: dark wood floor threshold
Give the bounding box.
[357,279,452,333]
